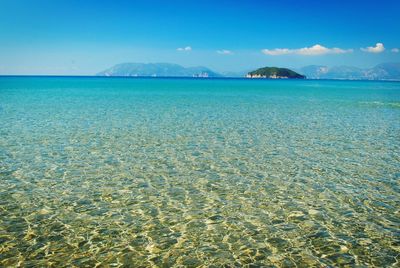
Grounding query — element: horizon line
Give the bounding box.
[1,75,399,82]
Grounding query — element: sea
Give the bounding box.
[0,76,399,267]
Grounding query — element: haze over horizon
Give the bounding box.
[1,0,400,75]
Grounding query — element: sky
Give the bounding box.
[0,0,399,75]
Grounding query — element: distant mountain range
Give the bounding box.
[97,62,400,80]
[97,63,221,77]
[297,62,400,80]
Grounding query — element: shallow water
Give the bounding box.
[0,77,399,267]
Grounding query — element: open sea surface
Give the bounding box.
[0,77,399,267]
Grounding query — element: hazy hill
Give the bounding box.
[298,62,400,80]
[97,63,221,77]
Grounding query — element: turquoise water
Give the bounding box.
[0,77,399,267]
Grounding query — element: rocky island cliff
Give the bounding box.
[247,67,306,79]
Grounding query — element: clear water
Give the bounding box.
[0,77,399,267]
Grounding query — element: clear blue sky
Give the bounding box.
[1,0,399,75]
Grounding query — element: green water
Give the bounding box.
[0,77,399,267]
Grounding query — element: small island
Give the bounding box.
[247,67,306,79]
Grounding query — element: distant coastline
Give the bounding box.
[1,75,400,82]
[94,62,400,81]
